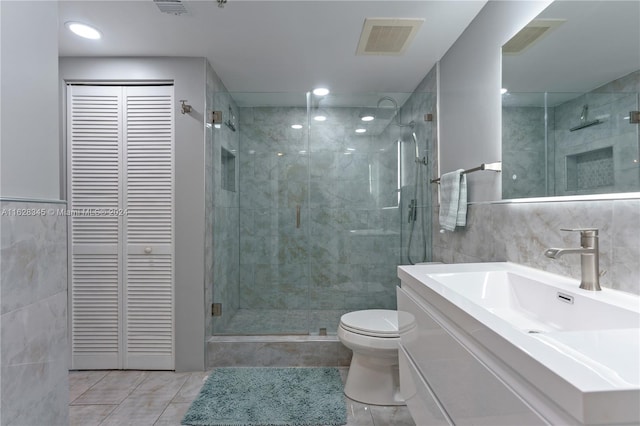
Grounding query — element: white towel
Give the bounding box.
[438,169,467,231]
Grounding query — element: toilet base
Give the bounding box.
[344,352,405,406]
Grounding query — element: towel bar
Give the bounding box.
[431,161,501,184]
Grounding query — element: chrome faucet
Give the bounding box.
[544,228,601,291]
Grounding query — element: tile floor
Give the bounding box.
[69,368,416,426]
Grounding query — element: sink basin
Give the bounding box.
[397,262,640,425]
[429,270,640,333]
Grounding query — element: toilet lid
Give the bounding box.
[340,310,400,337]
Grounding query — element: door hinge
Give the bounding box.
[212,303,222,317]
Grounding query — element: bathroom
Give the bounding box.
[1,0,638,425]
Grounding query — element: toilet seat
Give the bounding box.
[340,309,399,338]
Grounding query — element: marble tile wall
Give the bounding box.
[0,200,69,425]
[206,62,241,335]
[432,198,640,295]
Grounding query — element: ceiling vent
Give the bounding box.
[356,18,424,56]
[154,0,188,16]
[503,19,566,55]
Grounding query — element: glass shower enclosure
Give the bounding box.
[208,90,434,336]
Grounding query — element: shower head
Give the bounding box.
[376,96,415,128]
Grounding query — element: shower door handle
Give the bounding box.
[296,205,301,228]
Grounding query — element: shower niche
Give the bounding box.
[221,146,236,192]
[565,146,614,191]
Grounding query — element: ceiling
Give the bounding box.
[58,0,487,106]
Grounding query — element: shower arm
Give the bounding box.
[376,96,415,128]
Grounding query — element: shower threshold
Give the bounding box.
[207,308,352,368]
[207,334,350,368]
[212,308,347,336]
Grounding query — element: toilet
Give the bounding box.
[338,309,413,405]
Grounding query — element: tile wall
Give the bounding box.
[0,200,69,425]
[432,198,640,295]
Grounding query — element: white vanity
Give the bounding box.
[396,262,640,425]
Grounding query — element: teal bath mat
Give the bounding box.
[182,367,347,426]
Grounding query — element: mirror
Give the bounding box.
[501,1,640,200]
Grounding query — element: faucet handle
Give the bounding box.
[561,228,598,236]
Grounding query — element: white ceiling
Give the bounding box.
[59,0,488,103]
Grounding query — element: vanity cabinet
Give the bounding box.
[397,285,547,425]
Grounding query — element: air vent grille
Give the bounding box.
[356,18,424,56]
[154,0,188,16]
[503,19,565,55]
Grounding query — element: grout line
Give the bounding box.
[150,399,173,426]
[169,372,198,404]
[69,371,111,404]
[88,404,118,426]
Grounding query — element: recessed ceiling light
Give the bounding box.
[291,124,303,129]
[361,115,375,122]
[65,21,102,40]
[313,88,330,96]
[355,128,367,133]
[501,88,508,95]
[313,115,327,122]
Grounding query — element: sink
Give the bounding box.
[397,262,640,425]
[428,270,640,333]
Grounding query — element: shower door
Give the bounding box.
[306,93,405,334]
[211,93,313,335]
[210,91,431,335]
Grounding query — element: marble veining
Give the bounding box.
[1,200,69,426]
[433,198,640,295]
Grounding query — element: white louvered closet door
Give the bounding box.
[69,85,123,370]
[123,86,174,370]
[68,85,174,370]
